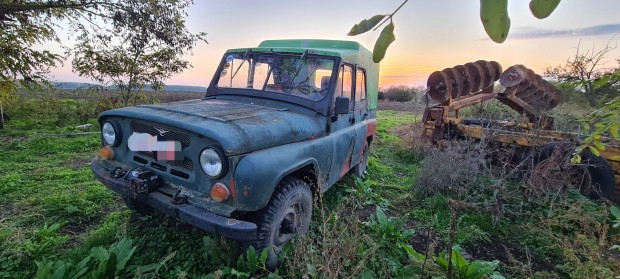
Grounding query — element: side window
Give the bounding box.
[355,68,366,102]
[336,64,353,100]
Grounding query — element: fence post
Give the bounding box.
[0,101,4,130]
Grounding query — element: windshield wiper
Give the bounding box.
[231,50,251,79]
[261,64,273,90]
[286,50,308,90]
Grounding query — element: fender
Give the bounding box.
[233,136,332,211]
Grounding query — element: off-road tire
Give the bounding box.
[352,143,369,179]
[252,176,313,271]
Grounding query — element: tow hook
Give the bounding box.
[172,190,188,204]
[110,167,127,178]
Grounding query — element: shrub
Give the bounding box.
[378,91,385,100]
[457,100,521,121]
[414,141,491,199]
[383,85,418,103]
[280,199,369,278]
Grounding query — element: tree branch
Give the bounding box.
[0,1,120,13]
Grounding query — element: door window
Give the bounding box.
[355,68,366,102]
[336,65,353,100]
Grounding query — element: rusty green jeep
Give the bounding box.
[91,39,379,267]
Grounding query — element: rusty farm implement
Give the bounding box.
[422,61,620,203]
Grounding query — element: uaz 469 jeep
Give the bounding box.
[91,39,379,267]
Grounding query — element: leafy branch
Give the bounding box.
[349,0,562,62]
[346,0,407,63]
[572,94,620,163]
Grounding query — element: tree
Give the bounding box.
[0,0,206,128]
[544,40,620,107]
[0,1,131,89]
[71,0,207,107]
[1,0,70,129]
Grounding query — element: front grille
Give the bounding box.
[132,121,191,148]
[138,151,156,160]
[131,121,194,179]
[168,158,195,171]
[136,151,194,171]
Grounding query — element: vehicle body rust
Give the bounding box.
[91,39,380,241]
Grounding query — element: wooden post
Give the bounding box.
[0,101,4,130]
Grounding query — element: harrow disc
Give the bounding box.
[453,65,474,96]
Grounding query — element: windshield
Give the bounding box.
[216,52,336,101]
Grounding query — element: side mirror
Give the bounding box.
[334,96,350,115]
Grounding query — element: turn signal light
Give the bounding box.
[99,146,115,160]
[211,183,230,202]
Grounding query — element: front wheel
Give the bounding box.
[252,177,313,270]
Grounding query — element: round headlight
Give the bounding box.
[102,121,118,146]
[200,148,224,177]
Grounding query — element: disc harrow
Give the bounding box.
[423,60,565,141]
[427,60,502,104]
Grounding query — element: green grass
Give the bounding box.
[0,123,119,278]
[1,100,618,278]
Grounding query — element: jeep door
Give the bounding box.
[328,64,358,186]
[349,67,369,168]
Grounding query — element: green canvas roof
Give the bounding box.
[227,39,372,67]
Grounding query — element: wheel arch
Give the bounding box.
[233,146,325,212]
[287,163,320,195]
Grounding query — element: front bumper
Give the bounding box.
[90,157,257,240]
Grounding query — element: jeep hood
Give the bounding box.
[100,99,325,155]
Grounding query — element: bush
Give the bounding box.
[414,141,491,199]
[544,83,595,133]
[457,100,521,121]
[382,85,419,103]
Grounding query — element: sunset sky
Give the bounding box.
[49,0,620,89]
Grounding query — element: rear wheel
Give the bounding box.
[251,177,313,271]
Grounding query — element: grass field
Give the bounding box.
[0,96,619,278]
